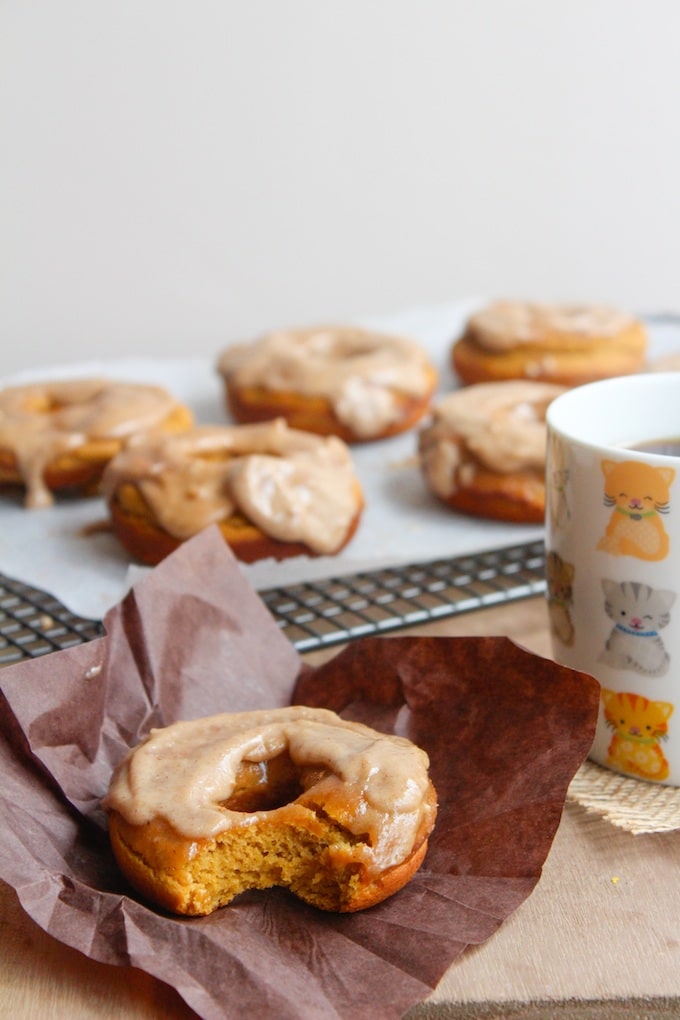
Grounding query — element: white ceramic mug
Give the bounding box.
[545,373,680,785]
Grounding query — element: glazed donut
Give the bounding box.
[103,706,438,915]
[0,378,193,508]
[217,325,438,443]
[452,301,647,387]
[102,419,364,565]
[418,380,566,523]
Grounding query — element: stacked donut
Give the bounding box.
[418,380,566,524]
[217,324,438,443]
[451,300,647,387]
[102,419,364,565]
[416,300,648,524]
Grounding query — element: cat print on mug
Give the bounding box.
[548,432,571,532]
[546,550,575,647]
[599,579,676,677]
[596,460,675,562]
[601,688,674,782]
[546,373,680,784]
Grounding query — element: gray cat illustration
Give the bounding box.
[599,579,676,677]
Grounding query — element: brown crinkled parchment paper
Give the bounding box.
[0,526,599,1020]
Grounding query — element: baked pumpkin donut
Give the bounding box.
[217,325,438,442]
[102,419,364,565]
[418,380,566,523]
[103,706,437,915]
[0,378,193,508]
[452,301,647,386]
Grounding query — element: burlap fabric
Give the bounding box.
[568,760,680,834]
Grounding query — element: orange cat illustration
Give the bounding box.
[546,550,575,646]
[597,459,674,561]
[601,688,674,782]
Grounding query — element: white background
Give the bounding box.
[2,1,680,377]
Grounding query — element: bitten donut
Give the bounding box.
[0,379,193,508]
[102,419,364,564]
[103,706,438,915]
[418,380,566,523]
[217,325,438,443]
[452,301,647,386]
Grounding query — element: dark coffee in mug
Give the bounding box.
[625,438,680,457]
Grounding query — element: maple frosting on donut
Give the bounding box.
[217,325,438,442]
[0,378,193,508]
[468,301,638,350]
[104,706,437,915]
[102,419,364,563]
[419,380,565,523]
[452,301,647,386]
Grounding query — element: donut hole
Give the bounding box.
[222,753,306,813]
[223,755,347,820]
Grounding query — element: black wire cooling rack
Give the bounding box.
[0,573,105,666]
[0,539,547,664]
